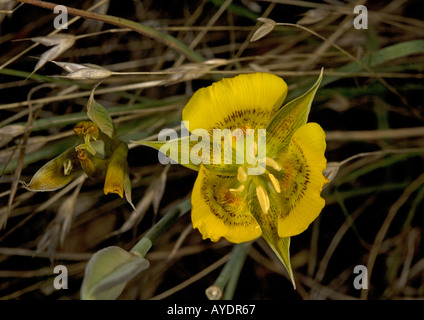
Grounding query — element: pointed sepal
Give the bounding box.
[263,236,296,288]
[22,147,82,192]
[266,68,323,157]
[87,88,116,139]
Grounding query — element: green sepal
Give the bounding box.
[80,246,150,300]
[134,136,240,174]
[266,68,323,157]
[22,147,83,192]
[123,162,135,210]
[263,236,295,289]
[135,136,199,171]
[87,89,116,139]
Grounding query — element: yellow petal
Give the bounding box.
[276,122,328,237]
[182,73,287,134]
[104,142,128,198]
[191,165,262,243]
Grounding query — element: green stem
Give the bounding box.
[223,243,250,300]
[16,0,204,63]
[208,242,251,300]
[130,197,192,257]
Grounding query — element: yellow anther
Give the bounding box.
[256,185,270,214]
[77,149,96,177]
[86,125,99,140]
[249,141,258,158]
[268,173,281,193]
[265,157,281,171]
[237,166,248,182]
[77,148,87,160]
[229,184,245,194]
[74,121,99,139]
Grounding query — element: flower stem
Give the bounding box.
[223,242,251,300]
[206,242,251,300]
[130,196,192,257]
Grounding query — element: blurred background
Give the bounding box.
[0,0,423,300]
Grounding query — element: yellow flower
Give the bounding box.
[138,71,327,285]
[23,97,134,209]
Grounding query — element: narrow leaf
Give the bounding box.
[322,39,424,87]
[152,164,170,215]
[119,185,155,234]
[58,179,84,246]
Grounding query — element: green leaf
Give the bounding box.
[87,89,116,139]
[80,246,150,300]
[285,40,424,101]
[322,39,424,87]
[266,68,323,157]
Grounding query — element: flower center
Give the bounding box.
[230,156,284,215]
[74,121,99,156]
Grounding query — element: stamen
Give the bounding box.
[229,184,245,194]
[237,166,248,182]
[265,157,281,171]
[77,149,87,160]
[86,125,99,140]
[268,173,281,193]
[63,159,73,175]
[256,185,270,214]
[249,141,258,158]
